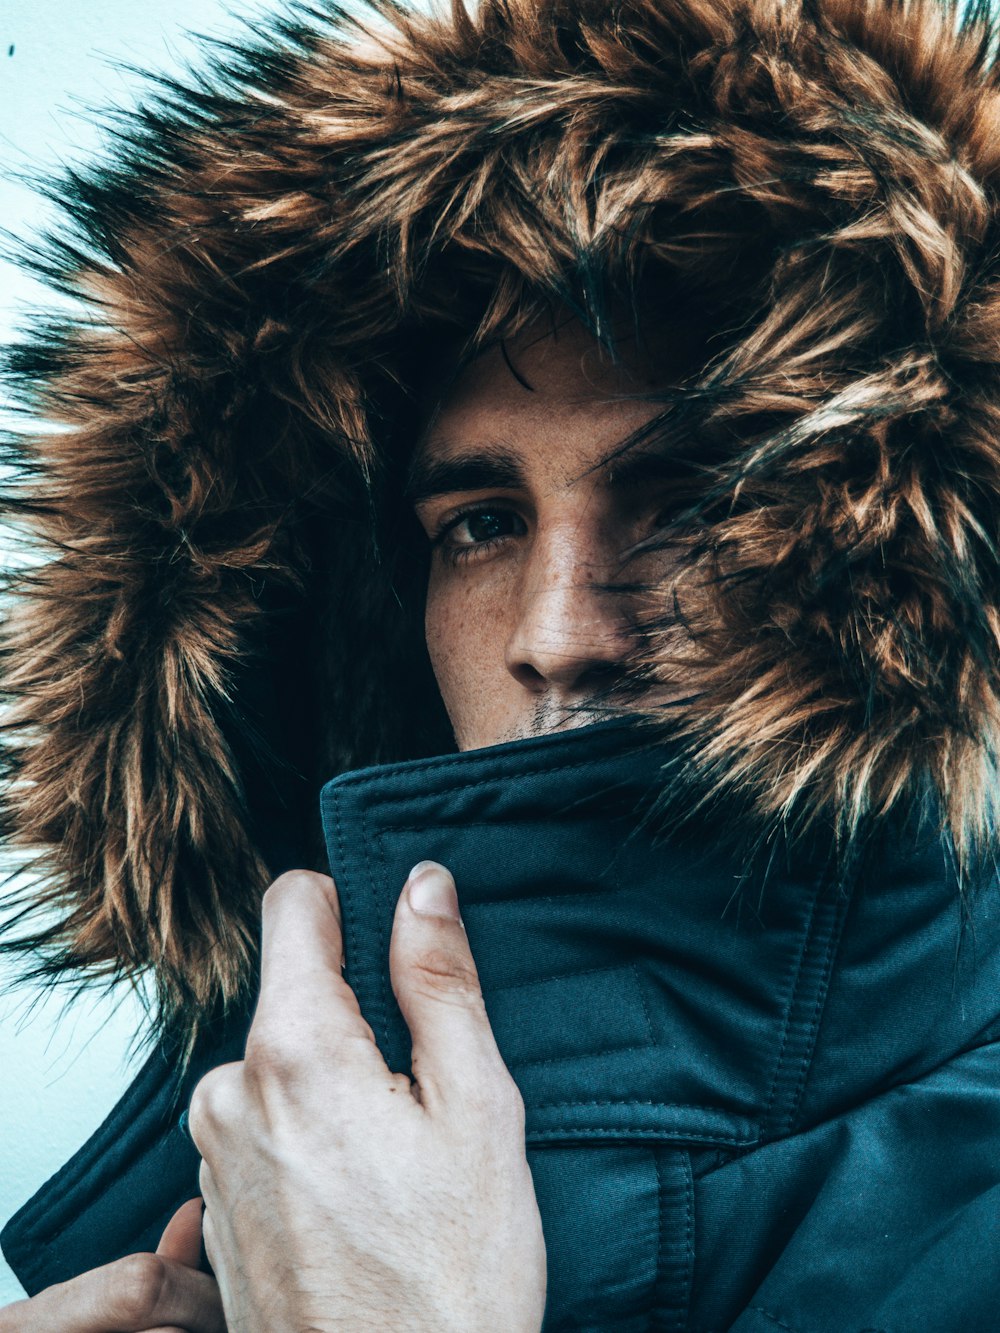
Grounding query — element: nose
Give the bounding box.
[505,530,634,701]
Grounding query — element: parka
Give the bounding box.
[2,0,1000,1327]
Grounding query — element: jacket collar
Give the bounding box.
[322,721,1000,1147]
[5,720,999,1294]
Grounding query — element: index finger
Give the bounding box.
[0,1254,225,1333]
[253,870,383,1062]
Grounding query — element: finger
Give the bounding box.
[252,870,384,1068]
[186,1061,244,1160]
[0,1253,225,1333]
[258,870,345,999]
[156,1197,205,1268]
[390,861,519,1114]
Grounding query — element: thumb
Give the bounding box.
[156,1197,205,1267]
[390,861,515,1114]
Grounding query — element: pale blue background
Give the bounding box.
[0,0,269,1303]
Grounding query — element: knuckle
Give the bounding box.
[244,1018,301,1080]
[263,869,330,914]
[187,1065,237,1143]
[473,1071,525,1124]
[497,1073,528,1125]
[411,946,483,1001]
[243,1039,291,1084]
[110,1253,169,1325]
[202,1203,219,1270]
[264,868,311,901]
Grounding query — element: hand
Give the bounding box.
[0,1197,225,1332]
[188,864,547,1333]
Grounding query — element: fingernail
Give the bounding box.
[407,861,461,920]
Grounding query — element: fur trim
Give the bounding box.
[3,0,1000,1041]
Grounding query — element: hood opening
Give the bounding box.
[2,0,1000,1052]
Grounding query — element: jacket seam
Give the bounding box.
[331,785,370,1046]
[333,787,762,1145]
[648,1149,695,1332]
[369,800,394,1058]
[650,1149,664,1333]
[759,871,825,1131]
[330,760,627,805]
[322,733,644,799]
[485,963,657,1069]
[528,1127,755,1146]
[359,808,825,1143]
[780,876,853,1138]
[680,1152,695,1333]
[793,1027,1000,1138]
[528,1098,749,1113]
[693,1030,1000,1180]
[760,850,856,1141]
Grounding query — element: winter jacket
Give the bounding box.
[3,0,1000,1326]
[5,720,1000,1329]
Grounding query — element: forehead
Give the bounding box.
[414,311,683,485]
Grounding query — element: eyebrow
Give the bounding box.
[406,445,525,505]
[406,439,678,505]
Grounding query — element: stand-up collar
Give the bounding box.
[321,721,1000,1150]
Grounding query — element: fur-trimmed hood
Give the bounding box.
[4,0,1000,1043]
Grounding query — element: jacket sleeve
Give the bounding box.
[691,1039,1000,1333]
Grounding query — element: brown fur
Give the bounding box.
[3,0,1000,1046]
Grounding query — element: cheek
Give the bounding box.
[424,565,514,743]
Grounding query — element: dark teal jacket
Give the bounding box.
[4,721,998,1332]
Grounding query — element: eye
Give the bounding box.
[449,508,526,546]
[432,505,528,564]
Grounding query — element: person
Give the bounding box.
[2,0,1000,1328]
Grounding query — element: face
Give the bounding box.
[410,310,684,751]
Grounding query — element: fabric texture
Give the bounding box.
[5,721,999,1328]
